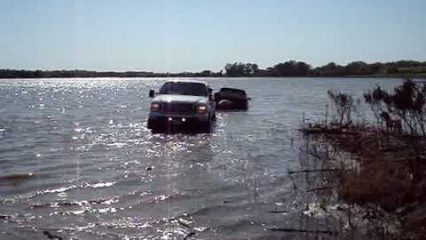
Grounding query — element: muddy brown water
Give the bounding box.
[0,78,402,239]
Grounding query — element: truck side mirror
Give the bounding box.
[149,90,155,98]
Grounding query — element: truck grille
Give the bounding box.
[160,103,194,113]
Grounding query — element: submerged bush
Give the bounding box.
[364,79,426,136]
[327,90,354,125]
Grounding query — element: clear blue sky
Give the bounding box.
[0,0,425,72]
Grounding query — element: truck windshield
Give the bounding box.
[159,82,208,96]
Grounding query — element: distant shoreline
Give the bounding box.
[2,60,426,79]
[1,74,425,79]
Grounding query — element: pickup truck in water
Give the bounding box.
[147,80,216,132]
[215,87,250,110]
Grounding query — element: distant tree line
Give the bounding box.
[223,60,426,77]
[0,69,223,78]
[1,60,426,78]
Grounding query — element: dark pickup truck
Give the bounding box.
[215,88,250,110]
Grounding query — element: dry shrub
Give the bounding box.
[312,126,426,212]
[364,79,426,136]
[339,160,416,211]
[327,90,355,125]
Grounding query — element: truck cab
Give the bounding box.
[147,80,216,132]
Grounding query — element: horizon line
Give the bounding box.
[2,58,426,73]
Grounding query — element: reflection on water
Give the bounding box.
[0,78,402,239]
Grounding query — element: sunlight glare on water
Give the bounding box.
[0,77,403,239]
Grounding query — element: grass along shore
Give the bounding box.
[301,79,426,239]
[302,124,426,239]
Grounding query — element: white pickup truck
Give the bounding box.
[147,80,216,132]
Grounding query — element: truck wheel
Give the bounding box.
[148,120,162,133]
[147,119,154,129]
[151,124,164,133]
[198,120,211,133]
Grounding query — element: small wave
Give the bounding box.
[84,182,115,188]
[50,207,119,216]
[30,197,119,209]
[106,142,127,148]
[43,185,77,194]
[37,182,116,196]
[147,194,170,203]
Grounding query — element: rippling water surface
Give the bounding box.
[0,78,401,239]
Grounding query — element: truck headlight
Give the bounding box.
[150,103,160,112]
[196,105,207,113]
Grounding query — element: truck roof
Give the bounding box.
[165,79,208,85]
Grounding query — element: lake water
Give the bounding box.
[0,77,402,239]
